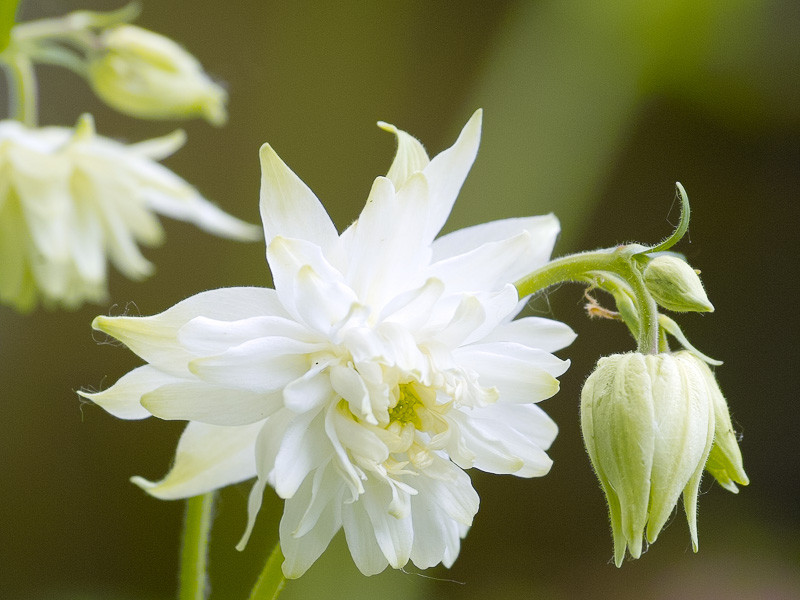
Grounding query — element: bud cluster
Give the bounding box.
[581,351,747,565]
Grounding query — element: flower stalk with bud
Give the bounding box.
[1,3,227,125]
[514,184,746,564]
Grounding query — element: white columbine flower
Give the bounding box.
[82,110,575,577]
[0,114,260,311]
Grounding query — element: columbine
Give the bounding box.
[82,110,575,577]
[0,114,260,311]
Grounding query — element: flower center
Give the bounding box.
[388,383,425,428]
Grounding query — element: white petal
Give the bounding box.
[417,455,479,524]
[330,365,373,423]
[432,214,559,265]
[273,407,331,499]
[282,360,336,416]
[92,287,287,376]
[280,465,344,579]
[258,143,338,249]
[141,382,282,425]
[379,277,445,331]
[359,479,414,569]
[341,497,390,576]
[188,337,320,392]
[447,408,554,477]
[430,219,558,294]
[454,343,568,403]
[267,236,356,331]
[178,315,316,356]
[237,410,294,550]
[480,316,576,352]
[126,128,186,160]
[342,174,430,307]
[143,188,262,241]
[79,365,178,419]
[132,420,262,499]
[378,121,430,189]
[421,109,482,242]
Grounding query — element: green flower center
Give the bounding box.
[388,383,425,428]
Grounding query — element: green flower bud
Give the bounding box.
[580,352,714,566]
[87,25,227,125]
[679,352,749,493]
[643,255,714,313]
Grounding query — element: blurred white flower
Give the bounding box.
[83,110,574,577]
[0,114,260,311]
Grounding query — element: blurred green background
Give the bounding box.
[2,0,799,598]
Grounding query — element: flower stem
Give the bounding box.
[179,492,216,600]
[1,52,37,126]
[248,541,287,600]
[514,246,660,354]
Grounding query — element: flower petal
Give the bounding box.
[378,121,430,189]
[421,109,482,242]
[259,143,338,249]
[479,316,576,352]
[342,174,431,308]
[341,495,390,576]
[93,287,287,376]
[280,464,345,578]
[142,382,282,425]
[454,342,568,403]
[188,336,320,392]
[430,215,560,293]
[178,315,316,356]
[273,407,332,499]
[80,365,178,419]
[132,420,262,499]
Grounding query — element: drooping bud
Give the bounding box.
[580,352,715,566]
[643,255,714,313]
[87,25,227,125]
[678,351,748,493]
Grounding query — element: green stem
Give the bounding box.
[514,246,660,354]
[615,259,659,354]
[179,492,216,600]
[1,52,37,126]
[248,541,287,600]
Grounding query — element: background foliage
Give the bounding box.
[2,1,798,598]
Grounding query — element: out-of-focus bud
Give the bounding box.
[679,351,749,493]
[87,25,227,125]
[643,255,714,313]
[580,352,714,566]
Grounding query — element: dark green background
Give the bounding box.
[2,1,798,598]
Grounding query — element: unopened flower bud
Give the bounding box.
[643,255,714,313]
[678,351,748,493]
[580,352,714,566]
[87,25,227,125]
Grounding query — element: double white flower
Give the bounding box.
[0,115,260,310]
[83,110,574,577]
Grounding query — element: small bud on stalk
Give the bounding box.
[643,255,714,313]
[87,25,227,124]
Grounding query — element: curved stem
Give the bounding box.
[514,248,620,297]
[179,492,216,600]
[248,541,287,600]
[514,245,660,354]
